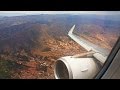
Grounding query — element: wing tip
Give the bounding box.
[68,25,76,35]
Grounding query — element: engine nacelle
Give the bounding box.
[54,56,100,79]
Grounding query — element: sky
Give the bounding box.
[0,11,120,16]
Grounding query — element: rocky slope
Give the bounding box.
[0,14,119,79]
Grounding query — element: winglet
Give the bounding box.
[68,25,75,35]
[67,25,109,64]
[68,25,92,51]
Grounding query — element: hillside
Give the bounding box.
[0,14,119,79]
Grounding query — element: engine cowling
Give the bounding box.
[54,56,100,79]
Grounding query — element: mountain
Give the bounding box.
[0,14,119,79]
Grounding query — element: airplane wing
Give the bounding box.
[68,25,110,64]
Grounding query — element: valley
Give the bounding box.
[0,14,119,79]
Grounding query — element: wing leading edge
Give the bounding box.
[68,25,110,64]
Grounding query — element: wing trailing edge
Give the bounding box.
[68,25,110,64]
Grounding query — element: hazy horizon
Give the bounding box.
[0,11,120,17]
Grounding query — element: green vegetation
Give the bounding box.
[0,60,11,79]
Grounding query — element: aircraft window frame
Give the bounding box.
[95,36,120,79]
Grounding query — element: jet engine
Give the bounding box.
[54,55,100,79]
[54,25,108,79]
